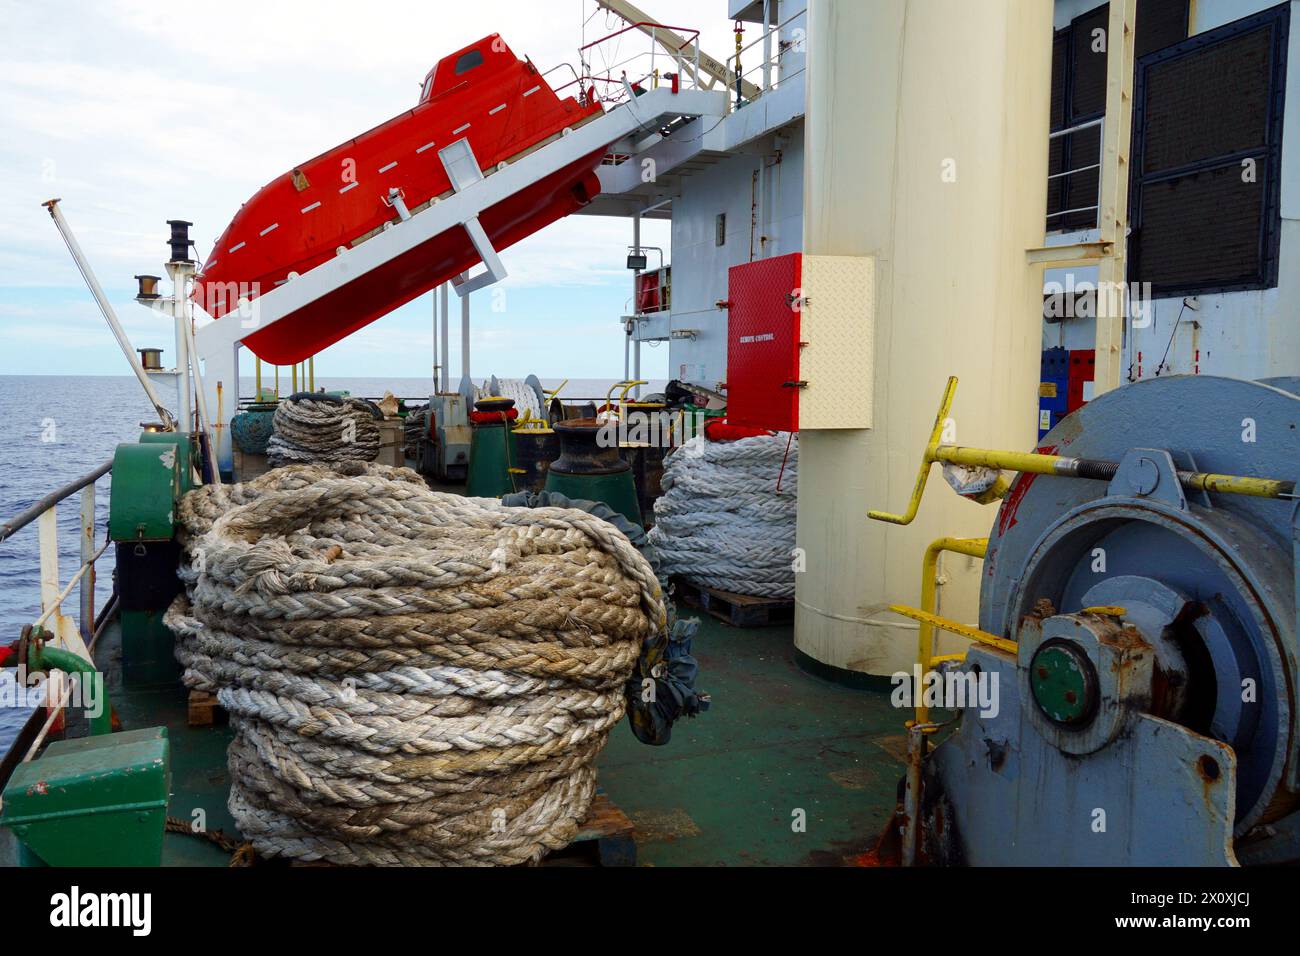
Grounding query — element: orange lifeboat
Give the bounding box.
[194,34,604,365]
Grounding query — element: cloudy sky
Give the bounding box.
[0,0,742,382]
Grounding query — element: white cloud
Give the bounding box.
[1,0,736,375]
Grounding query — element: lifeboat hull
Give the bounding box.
[194,34,606,364]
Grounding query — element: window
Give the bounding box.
[1129,5,1289,296]
[454,49,484,76]
[1048,0,1189,230]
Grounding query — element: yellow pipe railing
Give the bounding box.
[604,379,648,411]
[869,376,1295,526]
[909,536,989,724]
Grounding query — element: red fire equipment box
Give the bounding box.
[725,253,803,432]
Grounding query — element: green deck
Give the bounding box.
[82,609,910,866]
[599,613,907,866]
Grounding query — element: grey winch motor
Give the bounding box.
[925,375,1300,866]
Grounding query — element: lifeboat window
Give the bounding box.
[421,75,433,101]
[454,49,484,76]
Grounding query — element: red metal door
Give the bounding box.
[1067,349,1096,412]
[726,253,802,431]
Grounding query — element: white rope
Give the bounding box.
[267,396,381,467]
[648,433,798,598]
[165,462,664,866]
[489,378,543,420]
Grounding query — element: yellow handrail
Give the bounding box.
[869,376,1294,526]
[601,379,648,422]
[901,536,991,725]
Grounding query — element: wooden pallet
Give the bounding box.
[232,448,270,482]
[187,690,223,727]
[540,792,637,867]
[671,577,794,628]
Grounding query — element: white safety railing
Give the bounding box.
[575,20,704,108]
[0,459,115,765]
[726,8,807,112]
[1047,117,1105,231]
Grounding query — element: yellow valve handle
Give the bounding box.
[867,377,959,526]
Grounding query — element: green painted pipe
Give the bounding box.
[28,643,112,737]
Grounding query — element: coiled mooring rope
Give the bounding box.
[266,393,382,467]
[648,433,798,598]
[487,377,544,421]
[165,463,665,865]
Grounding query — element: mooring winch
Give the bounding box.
[872,374,1300,866]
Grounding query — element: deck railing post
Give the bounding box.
[37,505,93,662]
[37,507,65,727]
[38,507,60,638]
[79,484,96,644]
[762,0,772,92]
[0,461,112,752]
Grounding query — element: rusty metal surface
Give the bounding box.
[930,644,1238,865]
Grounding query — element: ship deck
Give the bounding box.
[90,608,907,867]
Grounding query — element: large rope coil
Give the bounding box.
[502,489,711,745]
[485,377,544,421]
[266,393,382,467]
[648,433,798,598]
[165,463,665,865]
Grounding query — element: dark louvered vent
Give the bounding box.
[1062,126,1101,231]
[1137,0,1193,56]
[1141,28,1272,173]
[1135,163,1268,289]
[1048,30,1069,218]
[1071,6,1110,119]
[1130,6,1288,296]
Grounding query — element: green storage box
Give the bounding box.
[1,727,170,867]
